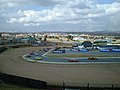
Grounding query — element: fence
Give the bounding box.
[0,73,120,90]
[0,73,47,89]
[47,81,120,90]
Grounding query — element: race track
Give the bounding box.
[0,46,120,86]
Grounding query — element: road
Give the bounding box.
[24,48,120,63]
[0,47,120,87]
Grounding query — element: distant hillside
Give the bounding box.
[0,31,120,36]
[64,31,120,36]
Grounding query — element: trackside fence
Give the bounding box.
[47,81,120,90]
[0,73,120,90]
[0,73,47,89]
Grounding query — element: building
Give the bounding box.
[81,41,93,48]
[21,36,36,44]
[73,37,85,41]
[53,47,65,53]
[98,45,120,52]
[93,39,112,46]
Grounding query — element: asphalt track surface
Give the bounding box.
[0,46,120,87]
[24,54,120,64]
[23,48,120,64]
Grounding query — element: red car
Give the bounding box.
[88,57,97,60]
[68,59,79,62]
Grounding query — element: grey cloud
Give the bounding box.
[0,0,120,32]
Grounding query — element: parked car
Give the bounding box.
[35,57,42,60]
[35,53,39,56]
[88,57,97,60]
[30,52,34,55]
[26,54,32,57]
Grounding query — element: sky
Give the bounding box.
[0,0,120,32]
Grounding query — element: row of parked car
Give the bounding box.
[26,48,51,60]
[26,50,42,60]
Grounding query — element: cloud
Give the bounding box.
[7,0,120,24]
[110,11,120,29]
[6,0,92,24]
[0,0,120,32]
[0,0,58,8]
[117,0,120,2]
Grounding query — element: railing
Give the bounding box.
[47,81,120,90]
[0,73,47,89]
[0,74,120,90]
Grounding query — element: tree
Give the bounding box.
[44,35,47,41]
[67,35,73,41]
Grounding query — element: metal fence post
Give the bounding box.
[62,81,65,90]
[87,83,89,90]
[112,84,114,90]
